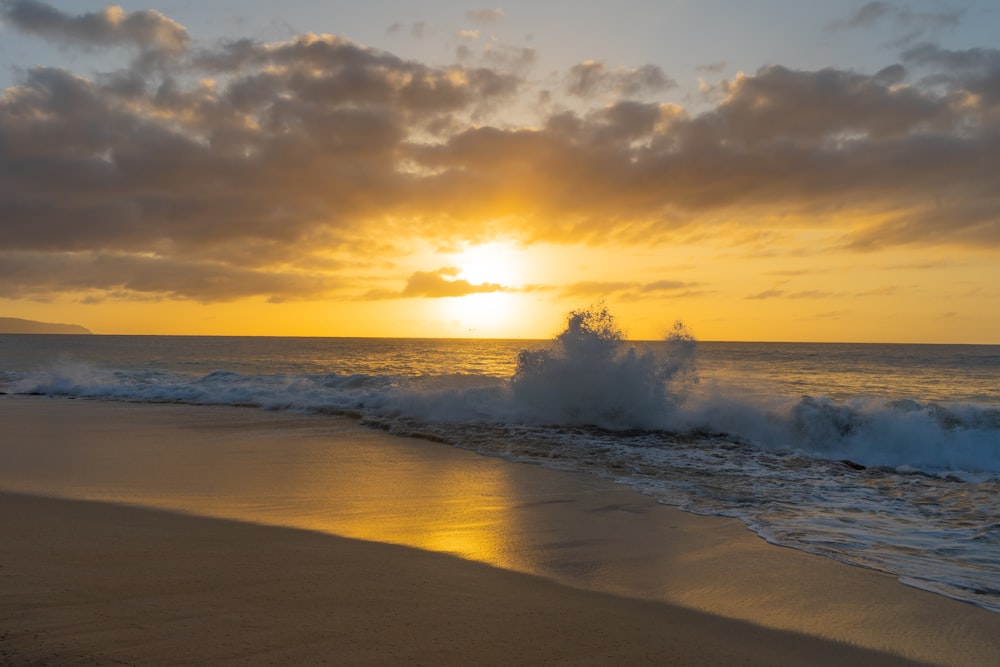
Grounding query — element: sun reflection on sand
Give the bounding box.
[0,398,522,570]
[300,449,519,567]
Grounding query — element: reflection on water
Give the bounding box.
[0,397,673,592]
[0,397,522,569]
[282,433,520,567]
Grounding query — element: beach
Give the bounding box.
[1,492,930,667]
[1,397,998,665]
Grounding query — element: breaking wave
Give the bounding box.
[4,305,999,475]
[510,305,696,429]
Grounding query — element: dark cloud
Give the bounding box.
[903,43,1000,71]
[831,2,962,44]
[566,60,676,99]
[1,5,998,304]
[696,61,727,74]
[902,44,1000,105]
[0,251,337,302]
[412,61,996,244]
[711,65,951,143]
[0,32,521,255]
[844,2,895,28]
[873,63,907,85]
[0,0,189,56]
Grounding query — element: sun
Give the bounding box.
[451,241,524,287]
[442,242,525,337]
[442,292,520,336]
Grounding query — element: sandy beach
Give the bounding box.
[1,396,998,665]
[2,491,931,667]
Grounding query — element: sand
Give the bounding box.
[2,492,928,667]
[1,396,998,665]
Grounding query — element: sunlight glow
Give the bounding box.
[442,292,520,336]
[453,241,524,287]
[437,241,528,337]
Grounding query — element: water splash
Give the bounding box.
[510,305,697,429]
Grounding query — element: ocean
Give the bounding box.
[1,321,998,613]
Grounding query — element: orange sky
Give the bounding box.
[0,2,998,342]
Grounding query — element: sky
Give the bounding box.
[0,0,998,342]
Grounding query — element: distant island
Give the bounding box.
[0,317,92,334]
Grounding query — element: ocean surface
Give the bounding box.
[1,320,998,612]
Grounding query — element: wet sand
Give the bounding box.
[1,396,997,665]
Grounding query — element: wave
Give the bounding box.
[510,306,697,429]
[674,391,1000,476]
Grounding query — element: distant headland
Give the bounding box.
[0,317,92,334]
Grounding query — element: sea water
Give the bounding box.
[1,315,998,612]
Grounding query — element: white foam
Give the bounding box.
[509,306,696,429]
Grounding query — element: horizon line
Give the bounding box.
[2,331,997,346]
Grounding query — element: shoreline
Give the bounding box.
[2,396,999,665]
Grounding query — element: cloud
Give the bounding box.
[0,251,339,302]
[746,289,786,300]
[903,43,1000,71]
[465,9,505,23]
[696,61,727,74]
[0,0,190,56]
[712,65,950,143]
[471,43,537,74]
[747,289,838,300]
[902,44,1000,105]
[843,2,894,28]
[360,268,508,299]
[844,2,961,30]
[566,60,676,98]
[1,6,998,304]
[830,2,962,45]
[0,32,523,255]
[560,280,703,300]
[641,280,701,293]
[385,22,427,38]
[410,56,999,246]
